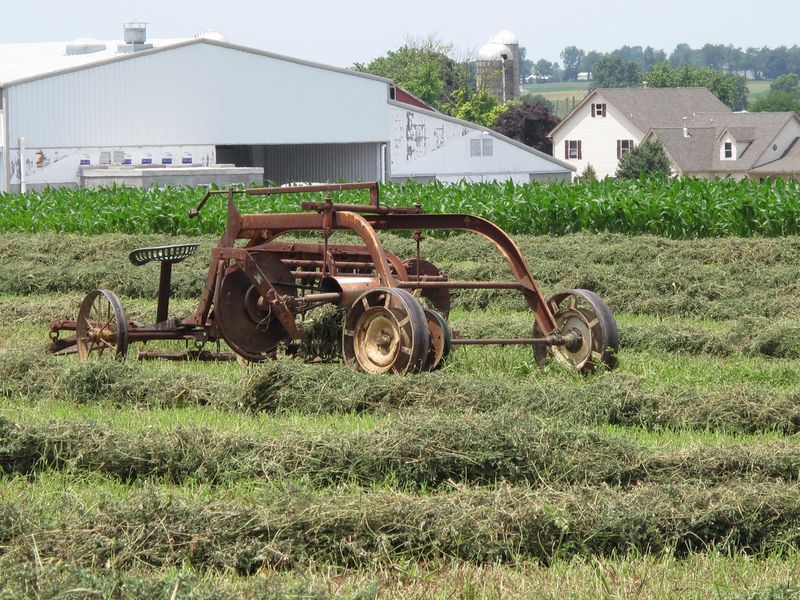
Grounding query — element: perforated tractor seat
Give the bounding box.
[128,244,199,267]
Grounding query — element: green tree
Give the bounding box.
[750,74,800,116]
[615,140,672,179]
[450,89,508,127]
[592,56,642,88]
[520,93,555,112]
[534,59,556,80]
[353,37,469,109]
[645,63,748,110]
[561,46,585,81]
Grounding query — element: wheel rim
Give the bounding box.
[533,288,619,373]
[76,289,128,361]
[422,308,452,371]
[343,287,429,375]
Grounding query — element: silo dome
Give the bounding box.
[196,29,228,42]
[489,30,519,46]
[477,42,513,62]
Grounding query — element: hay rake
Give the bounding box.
[48,182,618,374]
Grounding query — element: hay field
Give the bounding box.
[2,231,800,598]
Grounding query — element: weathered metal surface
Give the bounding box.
[48,181,618,372]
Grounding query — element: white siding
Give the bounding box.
[7,42,390,148]
[552,94,643,178]
[389,104,572,182]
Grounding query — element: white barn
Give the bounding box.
[0,27,573,192]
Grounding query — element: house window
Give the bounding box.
[565,140,582,160]
[724,142,733,159]
[617,139,634,158]
[591,103,606,117]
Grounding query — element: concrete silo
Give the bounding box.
[476,42,514,104]
[489,30,520,97]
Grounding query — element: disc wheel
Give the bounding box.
[76,289,129,361]
[401,258,450,317]
[214,252,297,362]
[533,289,619,373]
[342,287,430,375]
[422,308,452,371]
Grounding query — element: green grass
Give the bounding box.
[3,229,800,596]
[747,80,773,103]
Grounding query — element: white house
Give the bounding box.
[548,87,729,178]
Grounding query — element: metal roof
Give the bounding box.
[0,37,392,87]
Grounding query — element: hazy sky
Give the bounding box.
[2,0,797,66]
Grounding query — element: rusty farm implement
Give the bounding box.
[48,182,619,374]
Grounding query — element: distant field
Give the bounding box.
[521,80,774,117]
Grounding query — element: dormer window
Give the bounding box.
[591,103,606,117]
[723,142,733,159]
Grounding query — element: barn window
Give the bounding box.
[470,139,482,157]
[617,139,634,158]
[565,140,582,159]
[481,138,493,157]
[591,103,606,117]
[470,137,494,157]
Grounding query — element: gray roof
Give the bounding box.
[649,111,798,174]
[549,87,731,137]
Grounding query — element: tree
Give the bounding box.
[520,93,555,112]
[518,46,535,81]
[561,46,585,81]
[580,51,603,75]
[450,89,508,127]
[353,37,469,109]
[534,59,556,81]
[592,56,642,88]
[750,74,800,116]
[669,43,693,68]
[645,63,749,111]
[492,102,561,153]
[615,140,672,179]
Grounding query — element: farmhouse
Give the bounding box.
[0,25,572,192]
[645,111,800,179]
[549,87,729,178]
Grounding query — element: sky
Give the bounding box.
[2,0,797,67]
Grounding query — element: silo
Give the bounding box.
[476,42,514,104]
[488,30,520,100]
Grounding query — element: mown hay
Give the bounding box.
[4,482,800,570]
[4,412,800,489]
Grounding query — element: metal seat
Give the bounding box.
[128,243,199,266]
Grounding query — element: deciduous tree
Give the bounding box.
[645,63,748,110]
[615,140,672,179]
[492,102,561,153]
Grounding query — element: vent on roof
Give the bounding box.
[66,39,107,56]
[118,22,153,53]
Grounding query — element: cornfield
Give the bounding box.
[1,177,799,238]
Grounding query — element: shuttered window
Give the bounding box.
[591,103,607,117]
[565,140,582,159]
[616,139,634,158]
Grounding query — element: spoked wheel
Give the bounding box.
[533,288,619,373]
[214,252,297,362]
[422,308,452,371]
[342,287,430,374]
[76,289,129,361]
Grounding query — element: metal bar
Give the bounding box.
[451,337,563,346]
[156,261,172,323]
[244,181,378,197]
[296,292,342,303]
[398,281,527,290]
[300,201,420,215]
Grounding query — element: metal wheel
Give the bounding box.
[76,289,129,361]
[533,288,619,373]
[402,258,450,317]
[214,252,297,362]
[422,308,452,371]
[342,287,430,374]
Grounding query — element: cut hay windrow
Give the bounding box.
[243,361,800,435]
[4,353,800,436]
[3,481,800,569]
[4,414,800,489]
[3,231,800,319]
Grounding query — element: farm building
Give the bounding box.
[0,25,572,192]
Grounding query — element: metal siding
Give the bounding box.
[260,143,379,184]
[7,44,390,148]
